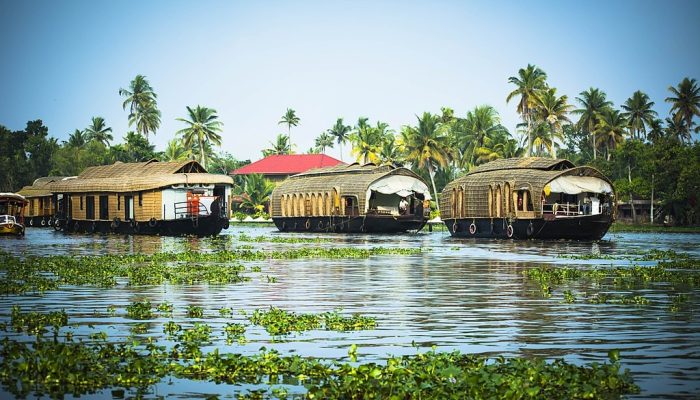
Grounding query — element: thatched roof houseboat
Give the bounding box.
[49,160,233,236]
[439,158,615,240]
[17,176,72,227]
[270,163,431,233]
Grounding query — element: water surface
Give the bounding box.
[1,226,698,399]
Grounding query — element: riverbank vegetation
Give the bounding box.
[1,71,698,224]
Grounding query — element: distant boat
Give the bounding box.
[439,158,615,240]
[47,160,233,236]
[270,163,431,233]
[0,193,28,237]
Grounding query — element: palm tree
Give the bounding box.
[176,106,223,169]
[401,112,451,213]
[119,75,161,142]
[595,108,627,160]
[67,129,87,148]
[84,117,113,147]
[665,77,700,140]
[262,134,291,156]
[532,88,572,158]
[621,90,657,141]
[327,118,352,161]
[314,132,334,153]
[350,118,383,164]
[236,174,276,214]
[506,64,548,157]
[573,88,613,160]
[456,105,509,167]
[378,134,402,165]
[163,138,191,161]
[278,108,300,149]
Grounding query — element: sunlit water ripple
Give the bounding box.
[1,226,699,399]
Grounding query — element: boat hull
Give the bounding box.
[444,213,613,240]
[0,223,25,236]
[272,215,427,233]
[53,214,229,237]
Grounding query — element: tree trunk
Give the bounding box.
[428,162,440,215]
[200,136,206,169]
[592,132,597,160]
[339,142,343,161]
[550,123,557,159]
[650,173,654,224]
[628,163,637,223]
[525,109,532,157]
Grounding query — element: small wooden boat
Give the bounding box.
[48,160,233,236]
[270,163,431,233]
[439,158,615,240]
[0,193,28,236]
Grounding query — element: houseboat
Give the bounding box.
[270,163,431,233]
[48,160,233,236]
[0,193,28,236]
[17,176,71,227]
[439,158,615,240]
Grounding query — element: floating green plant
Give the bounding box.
[186,305,204,318]
[10,306,68,336]
[126,301,155,320]
[246,307,377,336]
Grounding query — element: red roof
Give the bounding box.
[231,154,345,175]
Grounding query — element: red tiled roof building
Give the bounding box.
[231,154,345,182]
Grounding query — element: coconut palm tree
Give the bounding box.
[665,77,700,140]
[314,132,334,153]
[176,106,223,169]
[573,88,613,160]
[350,119,383,164]
[327,118,352,161]
[401,112,451,213]
[378,134,402,166]
[119,75,161,142]
[67,129,87,148]
[506,64,548,157]
[595,108,627,160]
[456,106,509,167]
[84,117,113,147]
[532,88,572,158]
[163,138,191,161]
[621,90,657,141]
[262,134,291,156]
[278,108,300,148]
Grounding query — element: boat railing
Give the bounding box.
[174,201,209,219]
[542,202,588,217]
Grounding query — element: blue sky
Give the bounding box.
[1,0,699,161]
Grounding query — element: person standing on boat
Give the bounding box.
[399,197,408,215]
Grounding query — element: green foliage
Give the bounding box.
[126,301,155,320]
[186,305,204,318]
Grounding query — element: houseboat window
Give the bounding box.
[517,190,533,212]
[451,188,457,218]
[325,193,331,215]
[311,194,317,216]
[99,195,109,220]
[86,196,95,220]
[487,187,493,217]
[117,194,121,211]
[80,196,84,211]
[317,193,324,216]
[138,192,143,207]
[343,196,359,216]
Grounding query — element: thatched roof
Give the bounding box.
[17,176,72,198]
[271,163,429,215]
[49,160,233,193]
[440,157,613,219]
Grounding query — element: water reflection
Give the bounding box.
[0,226,699,399]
